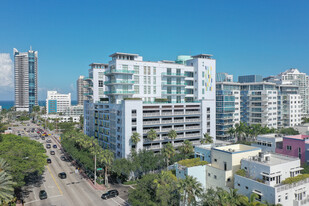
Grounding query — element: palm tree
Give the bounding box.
[251,124,262,141]
[228,188,248,206]
[200,133,214,144]
[235,122,245,141]
[0,159,15,205]
[201,188,217,206]
[179,175,203,206]
[130,132,141,149]
[246,193,266,206]
[162,143,175,168]
[179,140,194,159]
[216,187,230,206]
[147,129,157,148]
[168,130,177,145]
[227,127,236,140]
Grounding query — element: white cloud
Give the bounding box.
[0,53,13,87]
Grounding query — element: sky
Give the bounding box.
[0,0,308,100]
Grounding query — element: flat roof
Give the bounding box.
[109,52,139,57]
[245,153,299,166]
[284,135,309,140]
[89,63,108,66]
[213,144,260,154]
[257,133,283,138]
[191,54,213,58]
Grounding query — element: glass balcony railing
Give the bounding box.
[104,80,135,85]
[161,82,187,86]
[162,91,186,95]
[104,70,135,75]
[84,92,93,96]
[161,72,186,77]
[104,91,135,95]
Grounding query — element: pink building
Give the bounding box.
[276,135,309,164]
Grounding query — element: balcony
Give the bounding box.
[104,80,135,85]
[143,128,160,134]
[185,111,200,115]
[144,145,161,150]
[143,112,160,117]
[174,119,184,123]
[162,72,186,77]
[104,70,135,75]
[185,126,201,130]
[84,92,93,96]
[174,111,185,115]
[162,91,186,95]
[162,82,186,86]
[186,133,201,137]
[104,90,135,95]
[143,121,160,125]
[185,118,201,122]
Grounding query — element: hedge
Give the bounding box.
[178,158,208,167]
[281,174,309,185]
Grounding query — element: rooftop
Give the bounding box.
[284,135,309,140]
[257,133,283,139]
[191,54,213,59]
[213,144,260,154]
[244,152,300,166]
[109,52,139,57]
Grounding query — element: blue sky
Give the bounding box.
[0,0,308,100]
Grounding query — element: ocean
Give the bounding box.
[0,100,78,110]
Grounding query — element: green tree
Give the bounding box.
[279,127,299,135]
[162,143,175,168]
[200,133,214,144]
[0,135,47,188]
[0,158,16,205]
[131,132,141,149]
[227,127,236,139]
[168,129,177,145]
[147,129,157,148]
[179,175,203,206]
[235,122,245,141]
[179,140,194,159]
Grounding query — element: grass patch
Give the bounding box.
[123,180,137,185]
[236,169,246,177]
[178,158,208,167]
[282,174,309,185]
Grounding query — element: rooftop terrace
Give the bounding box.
[245,152,300,166]
[213,144,260,154]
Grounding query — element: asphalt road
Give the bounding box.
[10,121,129,206]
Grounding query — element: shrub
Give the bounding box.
[178,158,208,167]
[236,169,246,177]
[123,180,137,185]
[281,174,309,185]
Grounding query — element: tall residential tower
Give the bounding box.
[14,48,38,112]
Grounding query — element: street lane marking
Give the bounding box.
[24,194,63,205]
[47,165,63,195]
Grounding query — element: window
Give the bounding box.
[144,86,147,94]
[99,88,104,95]
[148,67,151,75]
[214,175,217,179]
[153,86,156,94]
[134,85,139,93]
[287,145,292,150]
[122,65,128,70]
[227,178,231,182]
[144,66,147,74]
[98,80,103,87]
[153,67,156,75]
[153,76,156,84]
[148,76,151,84]
[144,76,147,84]
[98,72,104,79]
[214,158,217,162]
[208,173,211,177]
[148,86,151,94]
[245,186,248,189]
[224,162,227,171]
[134,66,139,74]
[134,75,139,84]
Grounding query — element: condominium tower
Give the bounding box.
[77,75,87,105]
[14,48,38,112]
[84,52,216,158]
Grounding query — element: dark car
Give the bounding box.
[46,144,51,149]
[58,172,67,179]
[41,136,45,140]
[39,190,47,200]
[47,158,52,163]
[50,151,55,155]
[101,190,119,199]
[53,144,57,148]
[60,156,66,161]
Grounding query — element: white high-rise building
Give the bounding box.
[77,75,87,105]
[14,48,38,112]
[46,91,71,114]
[265,68,309,114]
[84,52,216,158]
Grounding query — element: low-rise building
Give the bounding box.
[64,105,84,116]
[276,135,309,165]
[46,91,71,114]
[251,134,283,153]
[205,144,261,190]
[234,152,308,205]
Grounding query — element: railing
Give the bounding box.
[185,126,201,130]
[104,91,135,95]
[174,119,184,123]
[276,178,309,192]
[162,112,173,116]
[143,121,160,125]
[185,119,200,122]
[84,93,93,96]
[144,145,161,150]
[174,112,185,115]
[104,80,135,84]
[161,82,187,86]
[162,72,186,77]
[185,111,200,114]
[186,133,201,137]
[143,129,160,133]
[104,70,135,75]
[143,112,160,116]
[161,128,174,132]
[162,91,186,95]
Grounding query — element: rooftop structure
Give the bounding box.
[238,75,263,83]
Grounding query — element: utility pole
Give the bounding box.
[94,153,97,186]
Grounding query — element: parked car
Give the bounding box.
[41,136,45,140]
[46,144,51,149]
[50,151,55,155]
[58,172,67,179]
[53,144,57,148]
[47,158,52,164]
[46,139,52,143]
[39,190,47,200]
[60,156,66,161]
[101,190,119,199]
